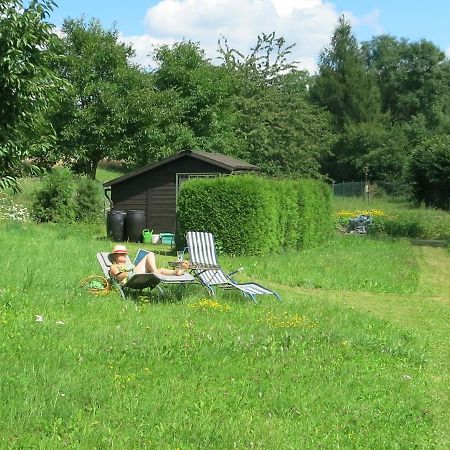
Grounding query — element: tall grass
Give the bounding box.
[228,235,420,294]
[0,220,439,448]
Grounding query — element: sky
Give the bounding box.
[48,0,450,73]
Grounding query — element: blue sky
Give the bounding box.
[48,0,450,72]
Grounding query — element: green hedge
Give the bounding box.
[176,175,333,255]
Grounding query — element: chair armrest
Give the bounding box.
[228,267,244,277]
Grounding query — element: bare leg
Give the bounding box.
[135,252,183,276]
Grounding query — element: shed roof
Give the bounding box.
[103,150,259,187]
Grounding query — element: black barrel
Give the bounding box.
[106,210,127,242]
[125,209,146,242]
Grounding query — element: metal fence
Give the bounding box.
[331,180,409,198]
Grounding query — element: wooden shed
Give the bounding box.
[103,150,260,233]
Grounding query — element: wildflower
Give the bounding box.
[35,315,44,322]
[0,195,30,222]
[189,299,231,312]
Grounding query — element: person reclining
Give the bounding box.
[108,245,188,285]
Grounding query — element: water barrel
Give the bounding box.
[107,210,127,242]
[125,209,146,242]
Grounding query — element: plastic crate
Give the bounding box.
[159,232,175,245]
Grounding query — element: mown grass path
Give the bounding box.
[270,245,450,448]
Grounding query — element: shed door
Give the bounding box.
[147,182,177,233]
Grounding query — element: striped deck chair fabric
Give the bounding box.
[186,231,281,303]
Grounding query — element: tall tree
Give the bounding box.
[152,41,240,156]
[362,36,450,127]
[310,16,380,129]
[310,17,382,180]
[48,18,150,178]
[218,33,333,177]
[0,0,62,191]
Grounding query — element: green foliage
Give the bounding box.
[74,177,104,223]
[32,169,104,223]
[372,210,450,240]
[32,169,77,223]
[177,175,278,255]
[0,0,62,192]
[48,18,152,179]
[362,36,449,127]
[406,134,450,209]
[219,33,333,178]
[310,16,380,129]
[333,199,450,240]
[176,175,333,255]
[296,179,334,248]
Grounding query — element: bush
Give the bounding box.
[32,169,77,223]
[75,177,104,223]
[177,175,278,255]
[176,175,333,255]
[334,207,450,240]
[32,169,104,223]
[407,135,450,210]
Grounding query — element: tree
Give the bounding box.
[407,134,450,209]
[310,16,382,180]
[362,35,450,127]
[152,41,240,156]
[218,33,333,177]
[0,0,62,191]
[48,18,150,179]
[310,16,380,129]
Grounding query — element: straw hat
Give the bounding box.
[108,244,128,262]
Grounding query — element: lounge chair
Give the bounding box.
[186,231,281,303]
[96,249,196,299]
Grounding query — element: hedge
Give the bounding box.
[176,175,332,255]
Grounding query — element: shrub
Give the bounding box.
[177,175,333,255]
[407,135,450,210]
[334,208,450,240]
[32,169,104,223]
[32,168,77,223]
[74,177,104,223]
[177,175,278,255]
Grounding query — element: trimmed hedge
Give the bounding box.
[176,175,333,255]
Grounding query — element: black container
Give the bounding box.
[106,210,127,242]
[125,209,146,242]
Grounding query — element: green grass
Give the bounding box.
[1,220,448,448]
[227,235,420,294]
[96,165,127,184]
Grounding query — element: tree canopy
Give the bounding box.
[1,8,449,208]
[0,0,62,191]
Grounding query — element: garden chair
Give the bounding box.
[96,249,196,299]
[186,231,281,303]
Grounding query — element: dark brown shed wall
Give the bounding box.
[110,155,232,234]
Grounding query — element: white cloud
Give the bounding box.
[350,8,383,37]
[119,0,381,73]
[446,46,450,58]
[119,33,175,68]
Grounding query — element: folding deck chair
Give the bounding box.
[96,249,196,299]
[186,231,281,303]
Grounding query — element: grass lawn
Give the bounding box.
[1,220,449,449]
